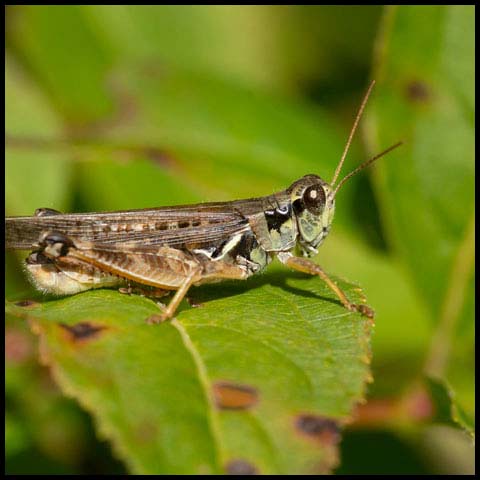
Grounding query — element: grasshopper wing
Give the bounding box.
[5,202,250,250]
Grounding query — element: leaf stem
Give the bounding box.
[424,214,475,377]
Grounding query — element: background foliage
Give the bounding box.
[5,5,474,474]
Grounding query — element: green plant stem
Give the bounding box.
[424,214,475,377]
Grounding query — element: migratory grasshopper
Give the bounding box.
[5,81,401,322]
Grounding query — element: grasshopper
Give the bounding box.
[5,81,401,322]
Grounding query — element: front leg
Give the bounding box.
[277,252,374,318]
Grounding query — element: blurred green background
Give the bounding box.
[5,5,474,474]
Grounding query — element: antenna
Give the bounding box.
[330,80,376,187]
[332,141,403,197]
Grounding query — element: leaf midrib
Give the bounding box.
[171,318,224,474]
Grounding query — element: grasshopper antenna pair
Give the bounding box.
[330,80,402,197]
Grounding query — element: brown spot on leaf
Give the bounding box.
[225,459,258,475]
[15,299,38,308]
[405,80,431,103]
[101,75,138,129]
[59,322,107,342]
[139,62,168,79]
[213,381,258,410]
[295,414,341,446]
[134,419,158,443]
[144,147,176,169]
[5,328,33,363]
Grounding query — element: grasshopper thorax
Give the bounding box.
[288,174,335,257]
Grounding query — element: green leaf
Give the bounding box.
[5,413,30,458]
[368,4,474,320]
[424,376,474,440]
[368,5,474,315]
[6,5,113,123]
[7,6,381,98]
[5,56,73,216]
[367,4,474,411]
[7,271,373,474]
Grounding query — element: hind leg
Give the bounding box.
[31,231,203,321]
[25,250,123,295]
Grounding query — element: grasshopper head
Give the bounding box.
[288,175,335,256]
[286,81,402,257]
[287,141,402,257]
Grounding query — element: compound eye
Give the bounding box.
[303,184,326,215]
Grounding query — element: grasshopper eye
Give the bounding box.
[303,185,326,215]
